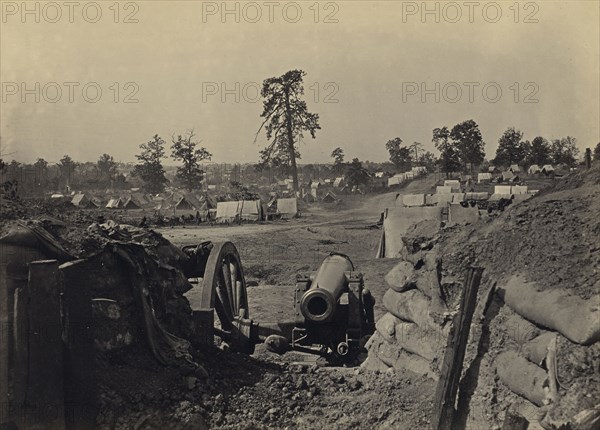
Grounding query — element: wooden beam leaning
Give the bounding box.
[432,267,484,430]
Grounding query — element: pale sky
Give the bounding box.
[1,0,599,164]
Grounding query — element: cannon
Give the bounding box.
[287,252,376,360]
[183,243,375,362]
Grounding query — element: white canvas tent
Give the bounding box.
[106,198,121,209]
[436,186,452,194]
[71,193,99,208]
[477,173,492,183]
[333,177,345,187]
[444,180,460,189]
[376,207,442,258]
[239,200,263,221]
[276,198,298,218]
[528,164,541,174]
[216,201,242,223]
[401,194,425,207]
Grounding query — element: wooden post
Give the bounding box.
[0,244,10,426]
[26,260,65,430]
[432,267,484,430]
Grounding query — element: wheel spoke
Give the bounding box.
[236,280,246,318]
[216,276,234,323]
[222,257,235,316]
[230,261,238,312]
[214,293,233,330]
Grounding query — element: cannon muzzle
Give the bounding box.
[300,253,354,323]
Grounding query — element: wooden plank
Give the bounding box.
[431,267,484,430]
[27,260,65,430]
[60,259,97,430]
[0,244,10,426]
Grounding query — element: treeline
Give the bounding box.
[379,119,597,177]
[0,154,129,194]
[493,128,581,168]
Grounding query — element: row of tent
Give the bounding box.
[387,167,428,187]
[397,187,538,208]
[215,198,299,223]
[488,164,555,174]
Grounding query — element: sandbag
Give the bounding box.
[495,351,548,406]
[375,312,442,361]
[418,250,447,315]
[522,332,557,366]
[376,312,398,344]
[375,337,435,378]
[384,261,417,292]
[498,275,600,345]
[383,288,439,333]
[503,311,541,345]
[360,351,390,372]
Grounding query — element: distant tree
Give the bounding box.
[255,69,321,191]
[331,147,345,174]
[97,153,117,181]
[385,137,412,171]
[171,130,212,192]
[432,127,461,178]
[409,141,423,163]
[346,158,371,187]
[59,155,77,186]
[32,158,48,186]
[416,151,436,172]
[449,119,485,172]
[494,127,526,166]
[132,134,168,194]
[551,136,580,167]
[526,136,552,166]
[594,142,600,161]
[331,147,344,164]
[34,158,48,170]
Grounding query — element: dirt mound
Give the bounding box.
[438,166,600,427]
[442,165,600,299]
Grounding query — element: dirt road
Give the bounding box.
[151,175,440,430]
[160,175,437,322]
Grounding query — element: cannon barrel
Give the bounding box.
[299,253,354,323]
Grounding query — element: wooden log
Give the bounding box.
[26,260,65,430]
[431,267,484,430]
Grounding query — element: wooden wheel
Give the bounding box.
[191,241,254,353]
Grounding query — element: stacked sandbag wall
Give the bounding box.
[364,249,600,429]
[442,274,599,429]
[462,276,600,429]
[362,245,455,379]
